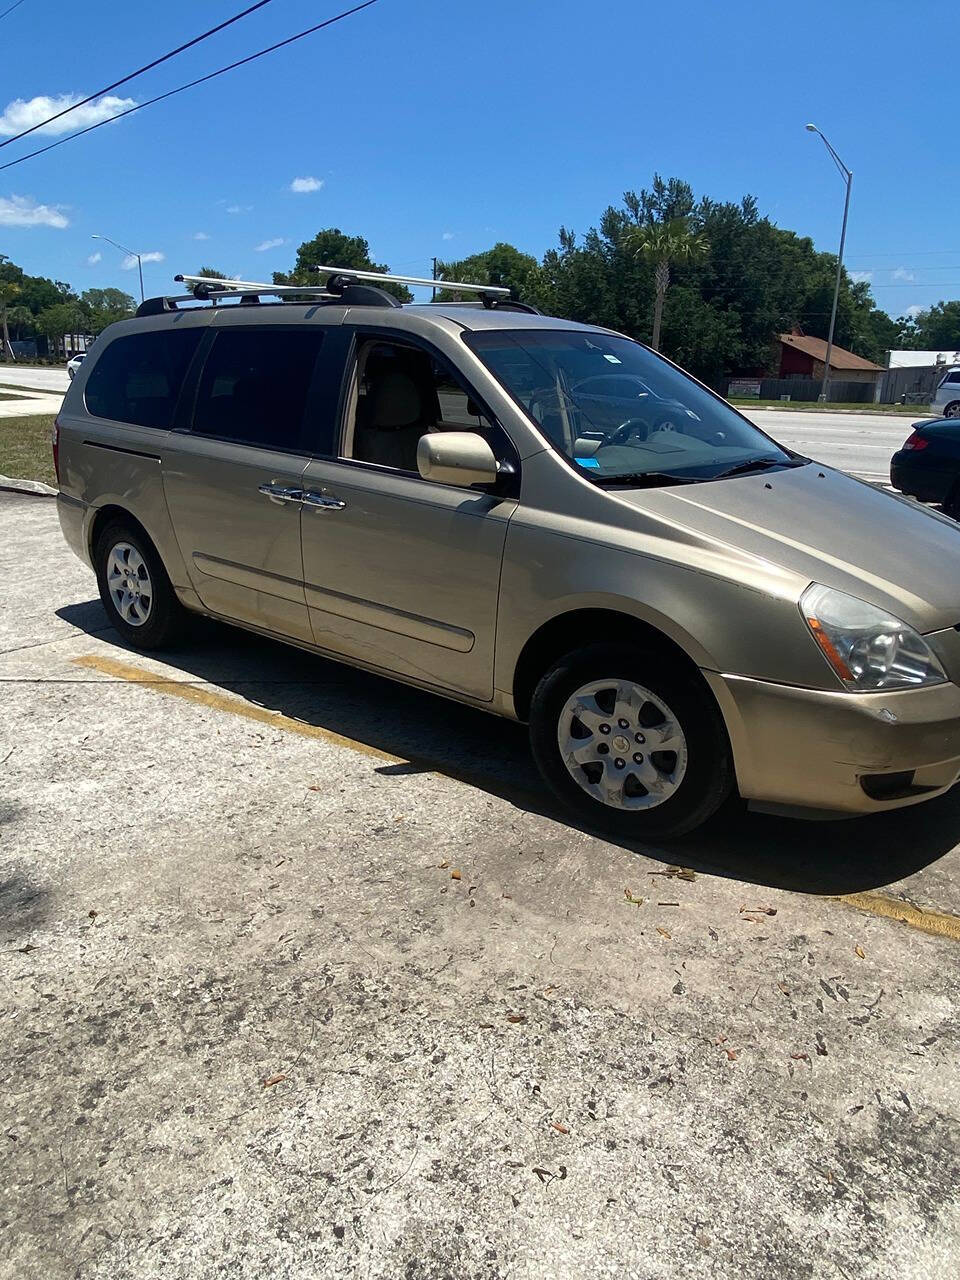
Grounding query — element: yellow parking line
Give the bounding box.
[834,891,960,942]
[71,654,402,764]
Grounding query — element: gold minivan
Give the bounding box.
[54,269,960,838]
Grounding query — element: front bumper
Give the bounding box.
[705,670,960,816]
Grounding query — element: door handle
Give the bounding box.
[258,483,304,506]
[302,489,347,513]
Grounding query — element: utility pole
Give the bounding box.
[805,125,853,404]
[432,256,437,302]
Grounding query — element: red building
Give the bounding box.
[778,331,884,388]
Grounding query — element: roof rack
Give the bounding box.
[135,268,537,318]
[314,264,511,302]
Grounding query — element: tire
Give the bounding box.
[94,519,187,650]
[943,402,960,420]
[529,642,734,840]
[942,480,960,521]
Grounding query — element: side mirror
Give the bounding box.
[417,431,498,488]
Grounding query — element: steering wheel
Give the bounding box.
[606,417,651,445]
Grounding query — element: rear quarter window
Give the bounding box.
[84,328,203,429]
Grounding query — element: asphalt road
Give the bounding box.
[2,492,959,1280]
[743,409,920,482]
[0,366,70,394]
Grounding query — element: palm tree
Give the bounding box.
[0,280,21,362]
[623,218,708,352]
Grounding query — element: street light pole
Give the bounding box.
[805,124,852,403]
[91,233,145,303]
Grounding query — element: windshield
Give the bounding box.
[464,329,797,485]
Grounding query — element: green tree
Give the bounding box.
[36,302,85,359]
[80,287,136,334]
[197,266,229,280]
[623,217,709,352]
[0,278,21,361]
[435,242,541,301]
[906,301,960,350]
[275,229,412,301]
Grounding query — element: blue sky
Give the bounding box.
[0,0,955,318]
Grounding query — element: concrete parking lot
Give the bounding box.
[2,491,959,1280]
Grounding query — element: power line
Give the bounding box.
[0,0,27,20]
[0,0,277,151]
[0,1,380,174]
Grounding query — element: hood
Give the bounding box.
[617,463,960,633]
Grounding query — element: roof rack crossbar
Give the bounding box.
[174,273,334,300]
[312,264,511,297]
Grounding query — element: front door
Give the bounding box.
[298,334,518,701]
[162,322,328,643]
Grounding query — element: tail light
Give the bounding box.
[52,414,61,484]
[901,431,929,451]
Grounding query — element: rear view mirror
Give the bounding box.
[417,431,498,488]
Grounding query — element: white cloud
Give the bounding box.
[849,270,872,283]
[0,93,137,137]
[226,203,253,215]
[905,304,924,319]
[290,176,323,194]
[0,194,69,228]
[442,231,454,241]
[893,266,915,282]
[87,251,102,265]
[193,231,210,241]
[122,250,164,269]
[254,237,284,252]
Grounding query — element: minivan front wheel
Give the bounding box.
[94,520,185,650]
[529,644,733,839]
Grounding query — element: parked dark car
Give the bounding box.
[890,418,960,516]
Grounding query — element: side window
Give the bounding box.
[191,328,324,450]
[343,339,498,474]
[84,328,202,429]
[946,372,960,385]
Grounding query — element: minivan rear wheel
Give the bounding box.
[94,520,186,650]
[529,643,733,840]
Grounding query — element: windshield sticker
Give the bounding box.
[575,456,601,468]
[603,354,622,364]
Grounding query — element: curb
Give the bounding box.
[0,475,57,498]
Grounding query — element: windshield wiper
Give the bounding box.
[593,471,702,489]
[712,456,803,480]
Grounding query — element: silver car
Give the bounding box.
[52,269,960,839]
[932,366,960,419]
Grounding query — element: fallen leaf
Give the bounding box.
[624,889,644,906]
[725,1048,739,1061]
[656,926,672,940]
[88,910,98,920]
[501,893,513,900]
[649,866,696,881]
[506,1014,526,1024]
[855,945,865,959]
[741,913,764,924]
[438,860,450,869]
[777,982,790,995]
[551,1122,570,1134]
[261,1073,287,1089]
[307,785,322,791]
[450,870,462,881]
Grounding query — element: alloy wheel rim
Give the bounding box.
[557,678,688,810]
[106,542,153,627]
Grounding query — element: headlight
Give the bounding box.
[800,584,947,692]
